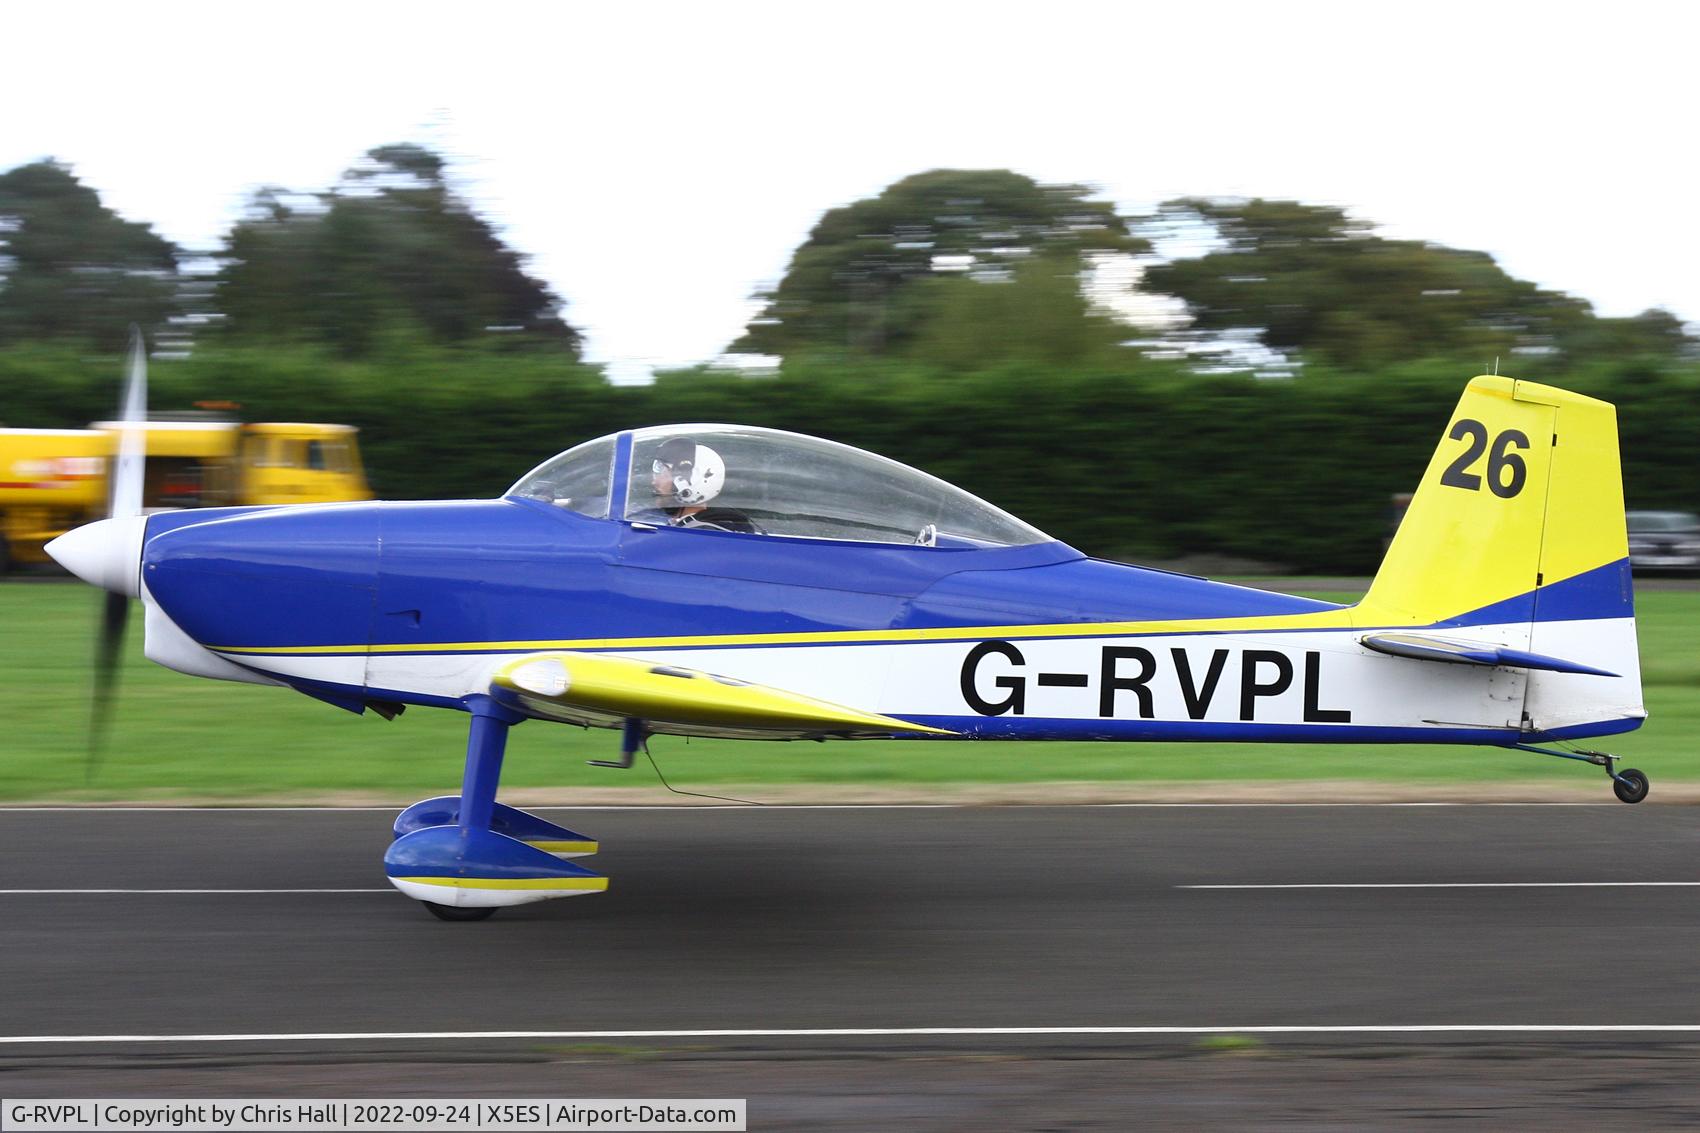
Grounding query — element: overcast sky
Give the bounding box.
[4,1,1694,378]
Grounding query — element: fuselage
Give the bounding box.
[136,496,1642,745]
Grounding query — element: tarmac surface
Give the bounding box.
[4,804,1700,1127]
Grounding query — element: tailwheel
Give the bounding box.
[1612,768,1649,804]
[1512,743,1652,806]
[423,901,498,922]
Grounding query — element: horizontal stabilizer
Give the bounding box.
[490,651,952,739]
[1360,632,1619,677]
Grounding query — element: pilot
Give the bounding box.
[643,437,760,533]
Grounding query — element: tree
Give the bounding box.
[1560,307,1696,361]
[216,144,580,357]
[733,169,1147,361]
[1140,198,1613,371]
[902,254,1132,370]
[0,160,179,349]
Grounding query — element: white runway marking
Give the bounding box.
[0,888,392,895]
[3,1025,1700,1045]
[1181,882,1700,890]
[11,883,1692,896]
[9,883,1691,895]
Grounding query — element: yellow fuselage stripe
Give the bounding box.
[210,610,1364,656]
[393,875,609,891]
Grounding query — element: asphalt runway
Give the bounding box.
[5,804,1700,1126]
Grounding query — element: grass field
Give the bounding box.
[1,581,1694,801]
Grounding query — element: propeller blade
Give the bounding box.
[90,589,130,776]
[87,326,147,777]
[110,326,148,520]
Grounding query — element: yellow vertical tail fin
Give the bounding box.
[1360,376,1630,627]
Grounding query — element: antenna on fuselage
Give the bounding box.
[587,716,764,804]
[644,747,765,806]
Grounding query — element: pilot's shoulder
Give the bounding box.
[685,507,762,534]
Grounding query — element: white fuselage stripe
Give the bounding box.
[218,616,1643,737]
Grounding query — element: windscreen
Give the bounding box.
[507,435,617,518]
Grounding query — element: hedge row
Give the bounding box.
[3,343,1694,572]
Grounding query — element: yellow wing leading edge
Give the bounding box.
[490,651,953,739]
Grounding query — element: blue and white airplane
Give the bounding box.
[50,340,1648,919]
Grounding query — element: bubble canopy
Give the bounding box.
[507,424,1050,548]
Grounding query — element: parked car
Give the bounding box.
[1626,510,1700,574]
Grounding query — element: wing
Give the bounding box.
[489,651,952,740]
[1359,631,1619,677]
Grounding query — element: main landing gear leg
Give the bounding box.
[422,706,511,922]
[384,696,609,921]
[1513,743,1650,804]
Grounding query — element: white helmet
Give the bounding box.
[654,439,724,506]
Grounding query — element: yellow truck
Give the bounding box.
[0,420,372,571]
